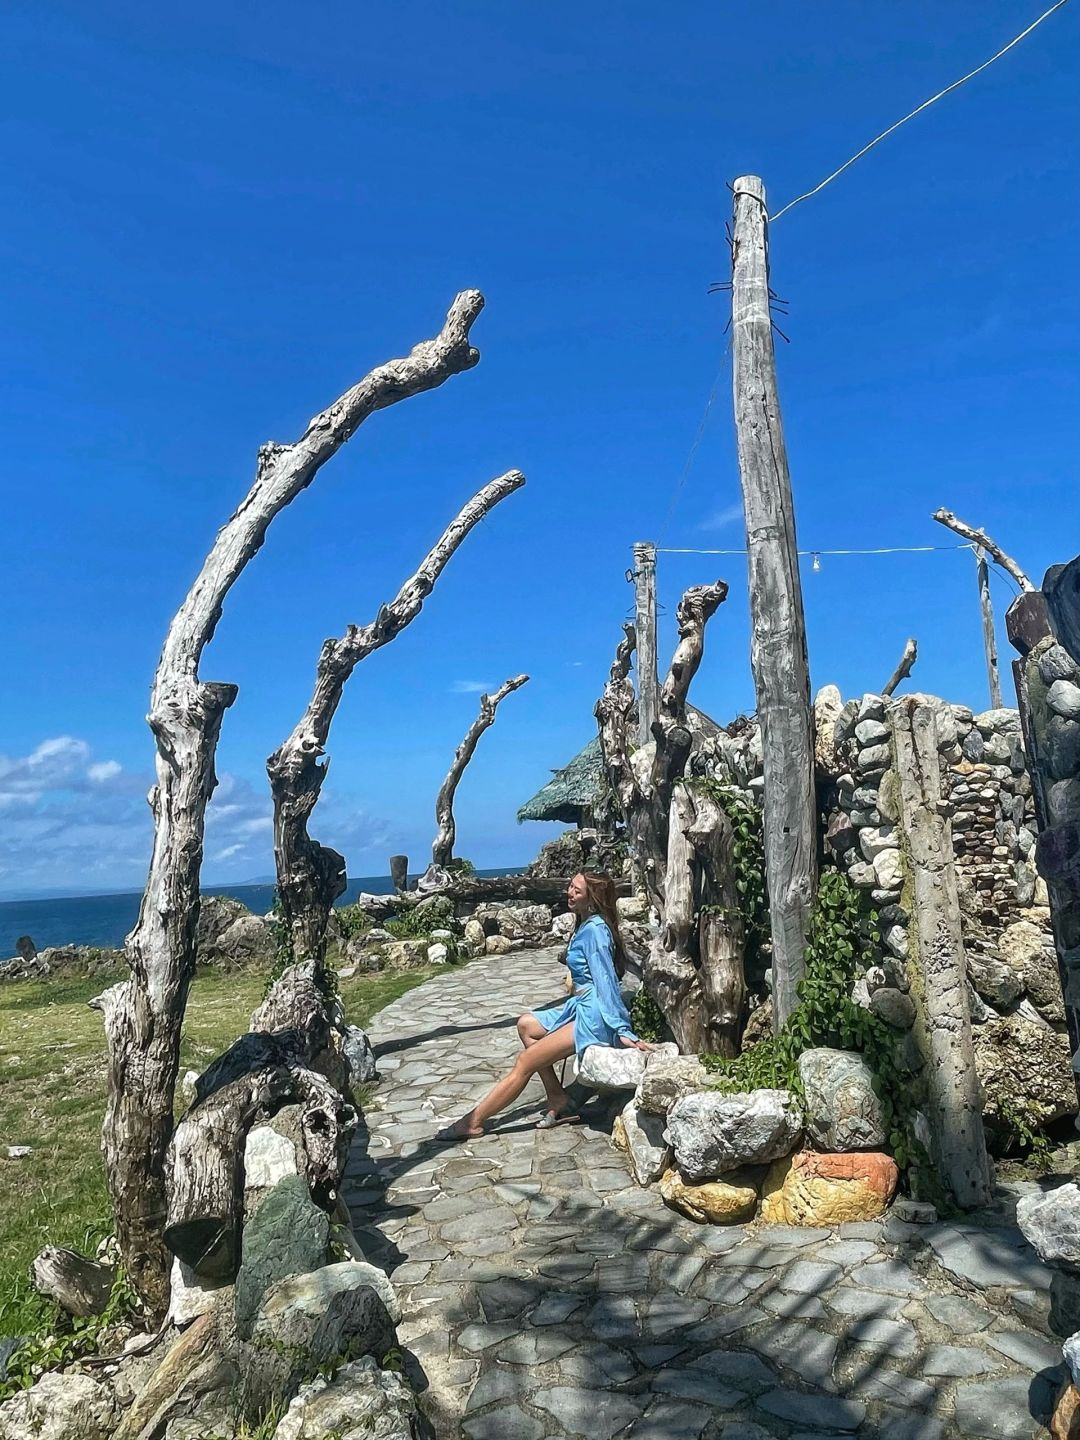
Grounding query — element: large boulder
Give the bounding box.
[635,1053,710,1115]
[196,896,271,966]
[659,1167,758,1225]
[612,1099,670,1185]
[0,1372,117,1440]
[1017,1185,1080,1274]
[973,1015,1078,1128]
[382,940,429,968]
[249,1263,396,1410]
[966,951,1023,1010]
[666,1089,803,1182]
[576,1042,676,1093]
[273,1356,421,1440]
[762,1150,899,1226]
[234,1175,330,1339]
[798,1048,885,1151]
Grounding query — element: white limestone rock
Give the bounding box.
[272,1355,419,1440]
[166,1255,231,1327]
[666,1088,803,1182]
[617,1097,671,1185]
[244,1124,299,1191]
[0,1372,117,1440]
[635,1053,710,1115]
[1017,1184,1080,1274]
[872,848,903,891]
[799,1048,885,1151]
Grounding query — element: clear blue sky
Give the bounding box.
[1,1,1077,896]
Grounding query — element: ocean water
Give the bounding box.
[0,870,519,959]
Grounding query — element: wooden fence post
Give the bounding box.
[975,546,1004,708]
[633,541,659,748]
[890,696,993,1209]
[730,175,817,1026]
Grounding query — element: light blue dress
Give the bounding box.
[530,915,638,1053]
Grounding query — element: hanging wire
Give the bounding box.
[769,0,1072,223]
[656,542,974,558]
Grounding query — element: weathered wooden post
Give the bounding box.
[389,855,409,893]
[633,541,660,748]
[730,175,817,1025]
[889,696,993,1208]
[975,546,1004,708]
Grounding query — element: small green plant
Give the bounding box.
[447,857,476,876]
[263,890,296,996]
[0,1262,138,1402]
[685,777,769,983]
[630,986,665,1044]
[996,1097,1054,1172]
[385,897,455,941]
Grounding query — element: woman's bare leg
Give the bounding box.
[447,1023,576,1135]
[517,1014,568,1109]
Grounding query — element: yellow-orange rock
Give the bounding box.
[1052,1382,1080,1440]
[761,1150,899,1226]
[659,1167,758,1225]
[611,1115,629,1154]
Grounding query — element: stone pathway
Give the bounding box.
[346,949,1067,1440]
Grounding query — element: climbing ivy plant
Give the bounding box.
[684,777,769,984]
[701,869,938,1197]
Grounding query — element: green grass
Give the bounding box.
[0,962,436,1338]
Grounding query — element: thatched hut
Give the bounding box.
[517,737,604,827]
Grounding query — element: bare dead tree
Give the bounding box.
[595,584,739,1048]
[267,474,525,968]
[431,673,529,870]
[92,291,486,1315]
[882,637,918,697]
[931,509,1034,591]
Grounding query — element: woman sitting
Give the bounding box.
[437,871,652,1140]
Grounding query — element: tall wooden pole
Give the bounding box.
[731,175,817,1026]
[975,546,1003,708]
[634,540,660,748]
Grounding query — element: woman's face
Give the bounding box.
[567,873,589,914]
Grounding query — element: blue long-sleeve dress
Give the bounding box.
[530,914,638,1053]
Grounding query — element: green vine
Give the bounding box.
[0,1264,138,1402]
[702,869,940,1200]
[996,1097,1054,1172]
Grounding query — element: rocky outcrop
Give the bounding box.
[665,1088,802,1182]
[1017,1185,1080,1273]
[234,1174,330,1340]
[195,896,275,968]
[973,1014,1077,1127]
[762,1150,899,1225]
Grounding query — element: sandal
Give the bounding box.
[433,1120,484,1144]
[536,1100,584,1130]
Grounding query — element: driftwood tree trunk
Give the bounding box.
[431,673,529,869]
[596,584,737,1047]
[931,508,1034,591]
[353,871,626,921]
[882,638,917,697]
[165,961,357,1279]
[31,1247,116,1318]
[268,474,525,967]
[731,176,817,1028]
[94,291,486,1315]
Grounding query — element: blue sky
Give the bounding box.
[1,1,1077,896]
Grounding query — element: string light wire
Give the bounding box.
[769,0,1072,223]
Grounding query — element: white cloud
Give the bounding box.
[698,502,744,533]
[0,737,397,898]
[450,680,492,694]
[88,760,123,783]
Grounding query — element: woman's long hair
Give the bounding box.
[577,871,628,978]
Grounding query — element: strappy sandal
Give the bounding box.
[536,1100,584,1130]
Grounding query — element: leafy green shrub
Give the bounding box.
[336,904,373,941]
[0,1264,138,1402]
[385,897,455,941]
[702,869,936,1194]
[630,986,665,1044]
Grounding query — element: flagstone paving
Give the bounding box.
[346,947,1067,1440]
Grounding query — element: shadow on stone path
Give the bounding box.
[346,949,1065,1440]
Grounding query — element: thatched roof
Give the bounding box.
[517,737,604,824]
[517,705,721,824]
